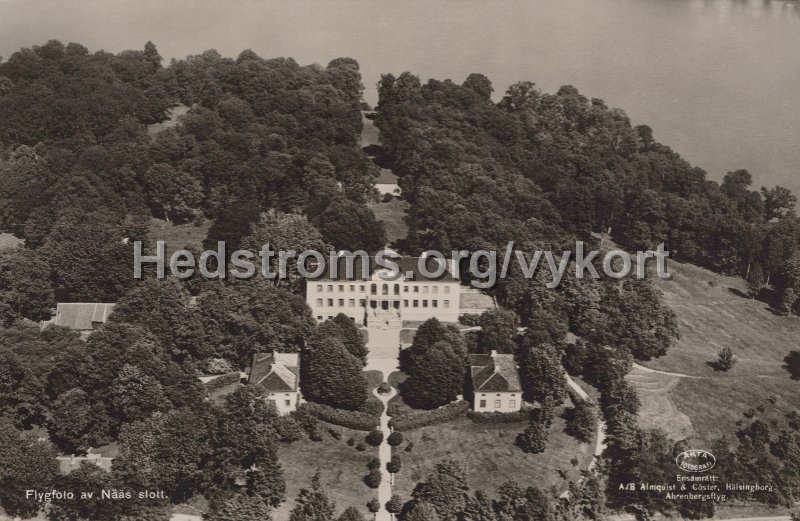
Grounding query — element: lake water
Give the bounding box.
[1,0,798,193]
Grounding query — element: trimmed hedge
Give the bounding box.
[466,409,529,424]
[299,402,379,432]
[204,372,241,391]
[390,401,470,432]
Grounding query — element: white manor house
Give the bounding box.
[306,252,462,325]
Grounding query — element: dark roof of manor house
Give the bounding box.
[469,350,522,393]
[53,303,115,331]
[248,352,299,392]
[312,253,458,282]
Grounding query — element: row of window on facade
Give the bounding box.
[479,399,517,408]
[268,393,293,407]
[316,298,450,308]
[478,393,518,409]
[315,283,450,295]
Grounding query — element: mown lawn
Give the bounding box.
[392,409,593,500]
[274,422,377,521]
[368,199,408,245]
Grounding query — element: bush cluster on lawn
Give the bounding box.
[365,429,384,446]
[389,401,470,431]
[298,402,379,432]
[361,398,386,417]
[364,468,382,488]
[203,372,241,391]
[466,409,528,424]
[387,431,403,446]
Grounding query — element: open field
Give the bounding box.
[274,422,376,521]
[146,217,211,255]
[393,411,593,499]
[628,259,800,444]
[146,104,190,136]
[625,367,695,440]
[460,289,496,312]
[0,233,23,251]
[368,199,409,245]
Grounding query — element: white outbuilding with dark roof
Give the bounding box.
[469,350,523,413]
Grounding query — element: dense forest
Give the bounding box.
[0,41,384,521]
[0,40,384,310]
[374,72,800,311]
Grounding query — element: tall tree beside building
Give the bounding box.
[317,314,369,365]
[300,336,367,411]
[400,338,467,410]
[516,334,566,407]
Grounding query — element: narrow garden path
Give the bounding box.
[373,385,397,521]
[560,374,607,499]
[631,362,698,379]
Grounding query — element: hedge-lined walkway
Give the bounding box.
[374,384,397,521]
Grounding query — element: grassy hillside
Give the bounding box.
[630,259,800,444]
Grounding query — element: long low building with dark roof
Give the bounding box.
[42,303,116,339]
[306,250,462,325]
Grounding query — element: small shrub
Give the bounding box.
[784,351,800,380]
[743,408,756,419]
[714,347,736,372]
[355,442,367,452]
[385,495,404,514]
[367,499,381,514]
[404,442,414,452]
[786,411,800,431]
[328,428,342,440]
[275,415,303,443]
[387,454,402,474]
[364,468,382,488]
[378,382,392,395]
[708,280,718,287]
[309,426,323,442]
[347,437,356,446]
[367,457,381,470]
[517,422,547,454]
[365,429,384,446]
[387,431,404,446]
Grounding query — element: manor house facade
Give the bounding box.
[306,253,461,325]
